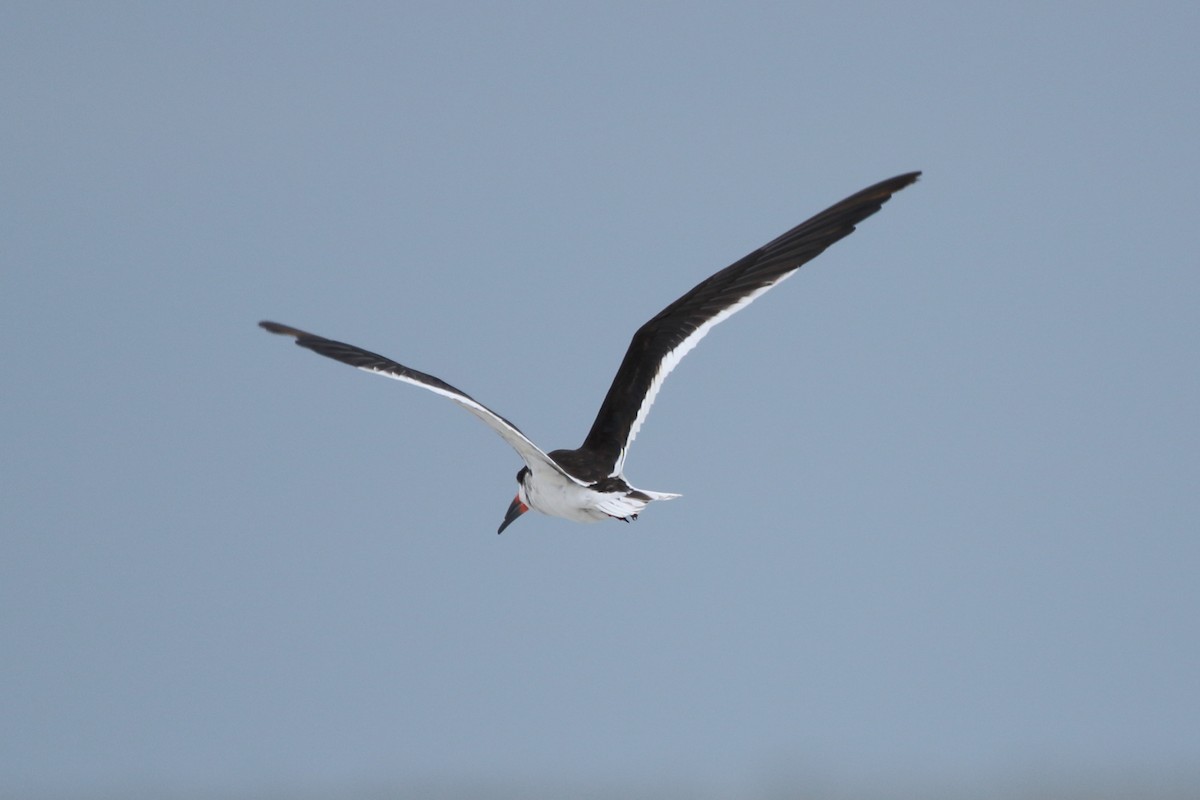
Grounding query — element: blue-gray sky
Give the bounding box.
[3,3,1198,798]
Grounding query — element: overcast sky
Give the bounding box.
[3,2,1198,798]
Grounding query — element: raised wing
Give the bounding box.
[581,171,920,475]
[259,321,584,486]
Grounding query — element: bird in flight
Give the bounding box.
[261,171,919,533]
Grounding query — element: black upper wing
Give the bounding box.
[259,321,584,485]
[579,171,921,475]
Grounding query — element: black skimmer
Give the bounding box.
[261,171,919,533]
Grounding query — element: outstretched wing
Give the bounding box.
[581,171,921,476]
[259,321,584,486]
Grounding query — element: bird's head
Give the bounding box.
[497,466,530,534]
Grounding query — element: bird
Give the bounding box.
[260,171,919,533]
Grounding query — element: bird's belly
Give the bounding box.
[525,477,609,523]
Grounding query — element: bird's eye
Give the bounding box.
[515,466,530,484]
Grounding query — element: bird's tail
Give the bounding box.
[595,488,681,520]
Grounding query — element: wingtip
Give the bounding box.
[886,170,922,190]
[857,171,922,207]
[259,320,303,338]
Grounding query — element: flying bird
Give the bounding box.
[261,171,919,533]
